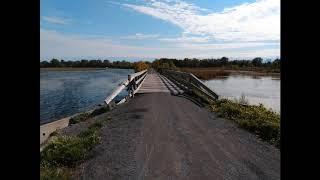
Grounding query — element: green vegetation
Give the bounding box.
[234,94,249,105]
[40,59,134,69]
[211,99,280,147]
[69,112,90,125]
[90,106,110,117]
[152,59,177,71]
[40,165,71,180]
[181,68,231,80]
[152,57,280,75]
[133,61,149,72]
[41,57,280,73]
[153,57,280,69]
[69,106,110,125]
[187,88,280,148]
[40,118,108,180]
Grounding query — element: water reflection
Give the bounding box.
[204,74,280,113]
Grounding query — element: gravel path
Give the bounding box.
[71,92,280,180]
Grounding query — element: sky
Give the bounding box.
[40,0,280,61]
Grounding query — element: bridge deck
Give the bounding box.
[137,71,170,93]
[137,70,184,95]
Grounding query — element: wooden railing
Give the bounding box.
[161,69,219,101]
[104,69,148,105]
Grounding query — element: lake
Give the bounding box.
[41,69,280,123]
[204,74,280,113]
[40,68,134,123]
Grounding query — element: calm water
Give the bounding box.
[204,75,280,113]
[40,69,134,123]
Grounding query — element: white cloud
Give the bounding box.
[121,33,159,39]
[159,36,210,43]
[41,28,279,59]
[123,0,280,42]
[41,29,163,59]
[42,16,71,25]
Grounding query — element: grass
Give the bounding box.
[90,106,110,117]
[187,88,280,148]
[234,94,249,105]
[40,164,71,180]
[210,99,280,147]
[69,112,91,125]
[69,106,110,125]
[40,118,109,179]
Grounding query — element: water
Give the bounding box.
[40,69,134,123]
[204,75,280,113]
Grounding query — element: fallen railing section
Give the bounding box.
[162,69,219,101]
[104,69,148,105]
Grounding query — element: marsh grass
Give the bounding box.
[181,68,231,80]
[234,94,249,105]
[180,67,280,80]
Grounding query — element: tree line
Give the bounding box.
[40,57,280,70]
[40,59,134,69]
[152,57,280,69]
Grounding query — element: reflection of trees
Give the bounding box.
[252,75,262,79]
[215,76,229,81]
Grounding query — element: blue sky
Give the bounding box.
[40,0,280,61]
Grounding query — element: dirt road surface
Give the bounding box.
[72,93,280,180]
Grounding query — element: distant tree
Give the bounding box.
[252,57,263,67]
[103,60,110,67]
[272,59,280,68]
[80,60,88,67]
[133,61,149,72]
[50,59,61,67]
[40,61,49,67]
[220,57,229,65]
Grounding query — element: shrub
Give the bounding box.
[211,99,280,147]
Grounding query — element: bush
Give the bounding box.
[211,99,280,147]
